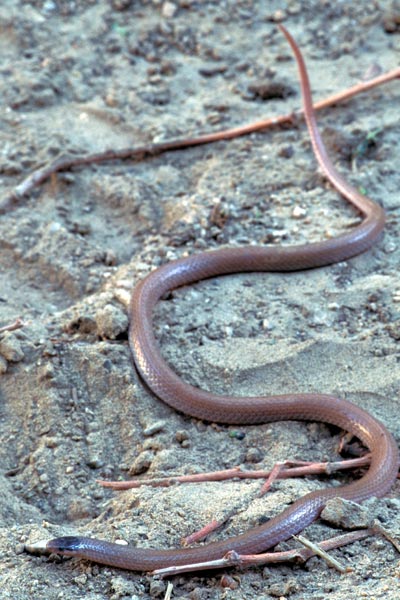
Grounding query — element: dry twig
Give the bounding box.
[294,534,348,573]
[97,455,371,490]
[0,317,25,334]
[2,67,399,214]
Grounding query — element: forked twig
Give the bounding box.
[97,455,371,490]
[2,67,399,213]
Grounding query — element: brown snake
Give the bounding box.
[27,26,398,573]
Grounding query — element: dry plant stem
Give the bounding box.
[0,317,24,333]
[182,521,221,546]
[163,582,173,600]
[371,521,400,553]
[97,455,372,490]
[294,534,347,573]
[153,529,373,576]
[259,463,285,496]
[3,66,399,211]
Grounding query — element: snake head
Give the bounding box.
[25,536,84,557]
[46,536,84,556]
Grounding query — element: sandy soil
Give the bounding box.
[1,1,400,599]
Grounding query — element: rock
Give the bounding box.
[95,304,128,339]
[0,333,24,362]
[321,497,370,529]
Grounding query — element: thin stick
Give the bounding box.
[0,317,25,334]
[97,455,371,490]
[294,534,347,573]
[182,520,221,546]
[259,462,285,495]
[163,582,173,600]
[371,520,400,553]
[2,67,399,213]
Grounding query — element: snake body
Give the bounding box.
[34,26,398,572]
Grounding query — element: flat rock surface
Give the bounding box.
[0,1,399,599]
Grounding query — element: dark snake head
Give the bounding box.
[46,536,84,556]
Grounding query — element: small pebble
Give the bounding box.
[149,578,166,597]
[0,333,24,362]
[292,205,307,219]
[278,145,294,159]
[73,574,88,585]
[220,575,239,589]
[229,430,246,440]
[264,577,299,596]
[38,362,55,381]
[262,318,273,331]
[387,321,400,341]
[95,304,128,339]
[86,455,104,469]
[387,497,400,510]
[48,221,62,233]
[143,420,166,436]
[45,437,58,448]
[104,249,117,266]
[270,8,286,22]
[175,429,189,443]
[129,450,154,475]
[42,0,56,12]
[245,447,263,463]
[162,1,177,18]
[110,575,138,598]
[15,543,25,555]
[42,341,57,357]
[309,309,331,327]
[383,241,396,254]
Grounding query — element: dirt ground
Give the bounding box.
[0,1,399,599]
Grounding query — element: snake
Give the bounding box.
[26,25,398,573]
